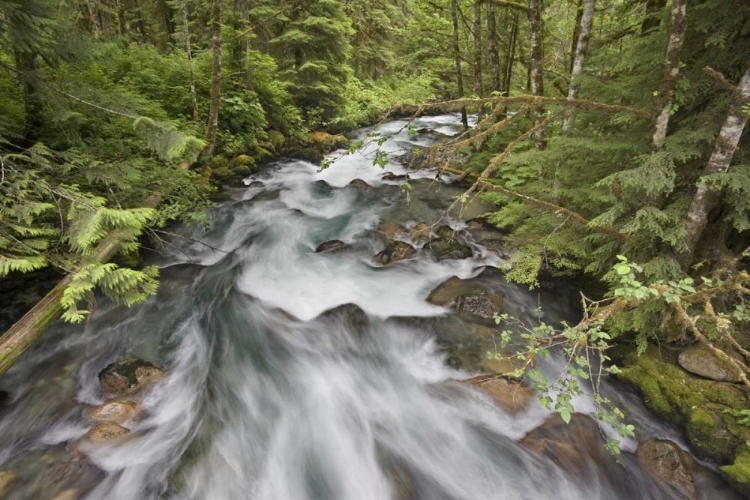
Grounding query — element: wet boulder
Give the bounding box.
[52,489,80,500]
[677,345,744,383]
[318,304,370,332]
[410,223,432,245]
[427,276,504,324]
[381,172,409,182]
[465,375,533,414]
[247,180,265,188]
[304,131,349,154]
[721,450,750,498]
[376,223,408,241]
[315,240,348,253]
[0,471,16,497]
[349,178,372,189]
[425,226,473,261]
[98,359,164,397]
[40,459,104,497]
[374,241,416,265]
[80,423,130,444]
[636,439,696,499]
[0,390,9,411]
[85,400,141,425]
[384,465,416,500]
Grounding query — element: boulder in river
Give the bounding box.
[465,375,533,414]
[349,179,372,189]
[315,240,348,253]
[383,465,416,500]
[636,439,696,499]
[98,359,164,397]
[425,226,473,261]
[374,241,416,265]
[52,489,80,500]
[677,345,744,383]
[427,276,504,324]
[85,400,141,425]
[382,172,409,182]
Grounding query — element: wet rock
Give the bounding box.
[410,223,432,244]
[349,178,372,189]
[426,227,473,261]
[0,471,16,497]
[80,423,130,444]
[248,180,265,188]
[427,276,504,323]
[52,489,80,500]
[678,345,744,383]
[636,439,696,499]
[0,390,9,411]
[315,240,348,253]
[520,413,609,477]
[304,131,349,154]
[98,359,164,397]
[685,405,738,463]
[382,172,409,182]
[318,304,369,332]
[85,400,141,425]
[40,459,104,495]
[374,241,416,265]
[384,465,416,500]
[721,450,750,498]
[466,375,533,414]
[376,223,408,241]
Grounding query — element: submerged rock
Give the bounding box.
[98,359,164,397]
[85,400,141,425]
[677,345,744,383]
[376,223,408,241]
[318,304,369,332]
[0,471,16,497]
[374,241,416,265]
[382,172,409,182]
[636,439,696,499]
[315,240,348,253]
[52,489,80,500]
[384,465,416,500]
[465,375,533,414]
[425,226,473,261]
[427,276,504,323]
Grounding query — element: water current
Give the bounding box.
[0,115,740,499]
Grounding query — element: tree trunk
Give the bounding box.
[205,0,223,157]
[652,0,687,151]
[681,67,750,256]
[473,0,484,99]
[528,0,546,150]
[181,0,201,126]
[87,0,102,39]
[117,0,127,36]
[488,2,501,95]
[562,0,596,133]
[233,0,251,84]
[503,12,519,96]
[451,0,468,129]
[133,0,148,41]
[641,0,667,35]
[15,50,43,146]
[570,0,583,73]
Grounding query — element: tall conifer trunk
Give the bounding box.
[488,2,501,95]
[528,0,546,150]
[682,68,750,256]
[451,0,468,129]
[206,0,223,157]
[181,0,201,126]
[570,0,583,73]
[652,0,687,151]
[473,0,484,100]
[562,0,595,133]
[503,12,519,97]
[233,0,250,84]
[87,0,102,39]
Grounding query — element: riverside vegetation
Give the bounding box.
[1,0,750,497]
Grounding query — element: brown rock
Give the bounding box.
[427,277,504,323]
[382,172,409,181]
[98,359,164,397]
[466,375,533,414]
[52,489,81,500]
[315,240,348,253]
[349,179,372,189]
[636,439,696,499]
[85,400,141,425]
[376,223,408,241]
[410,222,432,244]
[80,423,130,444]
[374,241,416,265]
[0,471,16,497]
[384,465,416,500]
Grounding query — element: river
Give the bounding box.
[0,115,739,499]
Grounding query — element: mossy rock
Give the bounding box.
[254,146,274,162]
[98,359,164,397]
[268,130,286,150]
[721,449,750,497]
[199,166,212,179]
[232,154,256,168]
[304,131,349,154]
[231,165,253,177]
[686,406,738,463]
[210,157,230,171]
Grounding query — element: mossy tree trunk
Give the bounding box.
[488,2,501,95]
[181,0,201,126]
[652,0,687,151]
[205,0,223,157]
[528,0,546,150]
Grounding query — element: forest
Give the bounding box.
[1,0,750,498]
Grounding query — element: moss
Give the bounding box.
[233,154,256,169]
[304,131,349,154]
[721,450,750,497]
[210,157,230,171]
[686,406,737,462]
[211,166,233,179]
[268,130,286,150]
[232,165,252,177]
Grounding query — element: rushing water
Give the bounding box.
[0,115,739,499]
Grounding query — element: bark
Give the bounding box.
[205,0,223,157]
[181,0,201,126]
[528,0,546,150]
[641,0,667,35]
[233,0,251,84]
[570,0,583,74]
[562,0,596,133]
[488,2,501,94]
[473,0,484,99]
[451,0,469,129]
[652,0,687,151]
[87,0,102,39]
[503,12,519,96]
[682,67,750,256]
